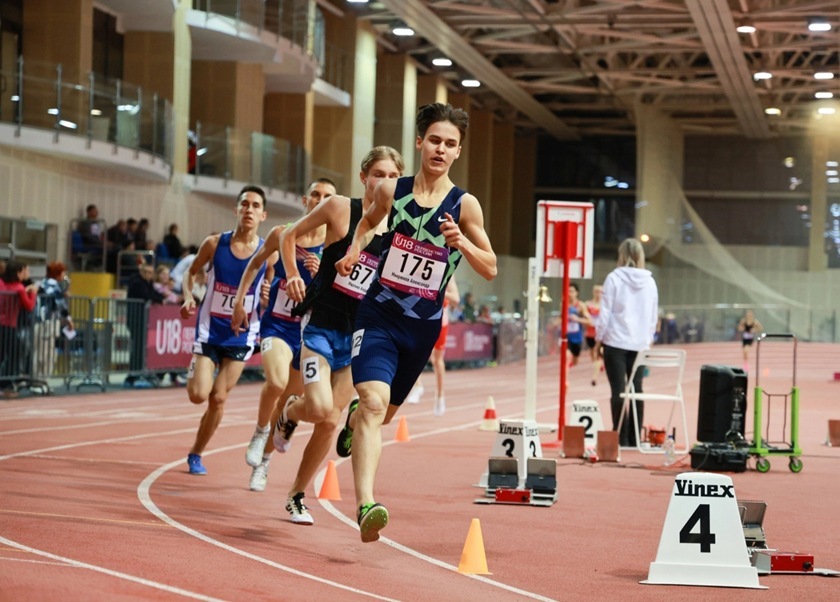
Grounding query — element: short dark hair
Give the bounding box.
[416,103,469,142]
[239,185,266,208]
[570,282,579,293]
[1,260,25,284]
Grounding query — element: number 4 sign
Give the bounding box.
[643,472,764,589]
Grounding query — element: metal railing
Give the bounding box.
[194,121,308,194]
[0,57,173,164]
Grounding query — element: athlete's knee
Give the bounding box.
[187,386,205,405]
[262,379,284,398]
[208,390,228,407]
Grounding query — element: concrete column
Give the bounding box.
[170,0,192,177]
[512,132,538,258]
[635,101,684,247]
[313,17,376,198]
[809,135,829,271]
[447,92,472,189]
[466,108,494,221]
[374,54,417,174]
[490,121,515,255]
[22,0,92,128]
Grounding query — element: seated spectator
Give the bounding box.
[163,224,184,260]
[476,304,494,324]
[461,292,477,322]
[106,220,131,274]
[135,218,153,251]
[153,265,181,305]
[76,204,103,248]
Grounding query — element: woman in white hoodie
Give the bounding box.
[595,238,659,447]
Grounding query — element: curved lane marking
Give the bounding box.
[0,535,227,602]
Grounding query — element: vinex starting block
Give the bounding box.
[475,419,557,506]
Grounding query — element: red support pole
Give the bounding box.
[544,221,576,448]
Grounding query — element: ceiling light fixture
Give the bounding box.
[808,18,832,32]
[736,21,756,34]
[764,107,781,115]
[814,72,835,80]
[815,91,835,99]
[346,0,369,4]
[817,107,836,115]
[391,21,415,36]
[753,71,772,80]
[462,79,481,88]
[432,57,453,67]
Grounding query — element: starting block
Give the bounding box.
[476,419,543,489]
[475,457,557,506]
[643,472,764,589]
[568,399,606,449]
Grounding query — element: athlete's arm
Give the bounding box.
[444,277,460,306]
[335,178,394,276]
[180,234,218,319]
[260,253,278,308]
[231,227,279,334]
[441,194,497,281]
[280,196,344,302]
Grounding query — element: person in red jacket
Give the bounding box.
[0,261,39,396]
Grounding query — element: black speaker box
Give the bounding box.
[689,443,749,472]
[697,365,748,443]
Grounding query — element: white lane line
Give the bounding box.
[0,536,228,601]
[317,417,558,602]
[136,446,399,602]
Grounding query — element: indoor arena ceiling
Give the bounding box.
[335,0,840,140]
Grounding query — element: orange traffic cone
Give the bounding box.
[317,460,341,500]
[395,416,410,442]
[458,518,491,575]
[479,396,499,432]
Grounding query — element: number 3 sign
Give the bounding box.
[643,472,764,589]
[487,419,543,487]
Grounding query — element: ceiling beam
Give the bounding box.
[378,0,579,140]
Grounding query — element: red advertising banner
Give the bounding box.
[445,322,495,362]
[145,305,261,370]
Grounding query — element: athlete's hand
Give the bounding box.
[260,280,271,308]
[180,298,196,320]
[231,302,249,335]
[304,253,320,277]
[286,275,306,303]
[335,245,360,277]
[439,213,465,249]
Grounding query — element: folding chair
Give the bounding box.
[617,348,689,454]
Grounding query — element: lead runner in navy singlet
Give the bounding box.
[335,103,497,542]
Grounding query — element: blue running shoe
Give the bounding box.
[187,453,207,475]
[357,502,388,543]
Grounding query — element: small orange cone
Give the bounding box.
[479,396,499,432]
[395,416,410,442]
[317,460,341,500]
[458,518,491,575]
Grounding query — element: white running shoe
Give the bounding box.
[285,492,314,525]
[245,427,270,467]
[433,396,446,416]
[249,461,269,492]
[406,384,424,404]
[273,397,298,453]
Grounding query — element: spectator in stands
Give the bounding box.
[476,304,494,324]
[153,265,181,305]
[124,263,164,387]
[34,262,74,377]
[170,245,198,294]
[135,218,153,251]
[163,224,184,260]
[0,261,39,396]
[76,204,103,247]
[461,292,477,322]
[106,219,131,273]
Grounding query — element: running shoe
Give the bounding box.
[285,492,314,525]
[335,398,359,458]
[433,397,446,416]
[249,461,269,492]
[273,397,298,453]
[357,502,389,543]
[245,427,270,467]
[406,384,424,404]
[187,453,207,475]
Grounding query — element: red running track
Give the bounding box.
[1,342,839,601]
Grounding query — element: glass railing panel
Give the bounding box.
[195,122,229,178]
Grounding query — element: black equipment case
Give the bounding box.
[689,443,749,473]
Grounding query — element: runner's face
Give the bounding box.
[304,182,335,213]
[417,121,461,174]
[361,159,402,200]
[236,192,266,228]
